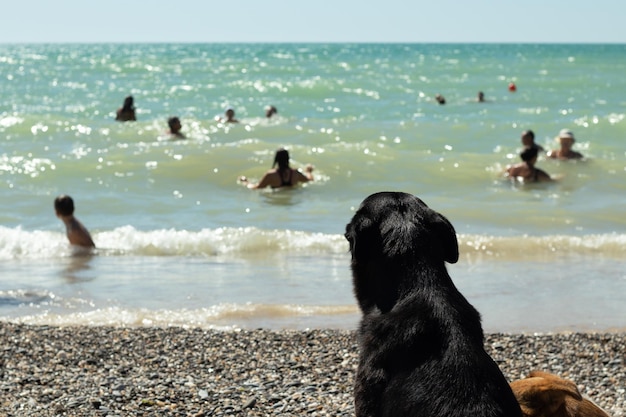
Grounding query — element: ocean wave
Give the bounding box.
[0,289,53,307]
[0,303,360,330]
[458,233,626,261]
[0,225,347,259]
[1,225,625,261]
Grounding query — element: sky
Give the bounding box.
[2,0,625,44]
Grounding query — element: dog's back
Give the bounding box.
[346,192,521,417]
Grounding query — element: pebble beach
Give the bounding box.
[0,324,623,416]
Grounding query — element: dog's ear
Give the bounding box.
[432,212,459,264]
[346,213,400,314]
[345,217,375,261]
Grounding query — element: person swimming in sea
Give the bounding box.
[520,129,545,153]
[265,105,278,118]
[167,116,185,139]
[547,129,584,160]
[115,96,136,122]
[239,148,314,189]
[505,147,552,183]
[216,107,239,124]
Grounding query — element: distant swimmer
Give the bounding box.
[435,94,446,105]
[115,95,136,122]
[217,107,239,123]
[54,195,96,248]
[265,105,278,118]
[477,91,486,102]
[167,116,185,139]
[505,147,552,183]
[547,129,584,160]
[520,129,545,153]
[239,148,314,189]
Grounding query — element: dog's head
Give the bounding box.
[345,192,459,313]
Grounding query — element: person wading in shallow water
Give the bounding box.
[239,148,314,189]
[54,194,96,248]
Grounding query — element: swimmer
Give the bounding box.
[265,105,278,118]
[167,116,185,139]
[505,147,552,183]
[547,129,584,160]
[219,107,239,123]
[115,95,136,122]
[435,94,446,105]
[54,195,96,248]
[520,129,544,153]
[239,148,314,189]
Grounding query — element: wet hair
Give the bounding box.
[265,105,278,117]
[272,148,290,171]
[168,117,180,130]
[522,129,535,140]
[520,147,538,163]
[122,96,134,112]
[54,195,75,216]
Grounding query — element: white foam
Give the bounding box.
[1,303,360,330]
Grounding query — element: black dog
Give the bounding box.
[345,192,521,417]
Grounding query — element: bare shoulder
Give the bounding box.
[254,169,280,188]
[67,218,95,248]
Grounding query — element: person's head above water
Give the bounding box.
[168,116,181,131]
[272,148,290,170]
[265,105,278,118]
[521,129,535,146]
[122,96,134,111]
[54,194,75,217]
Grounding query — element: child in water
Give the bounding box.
[54,195,95,248]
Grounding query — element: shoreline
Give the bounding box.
[0,323,623,416]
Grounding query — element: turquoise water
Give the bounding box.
[1,44,625,332]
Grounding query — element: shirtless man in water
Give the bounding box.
[506,147,552,183]
[167,117,185,139]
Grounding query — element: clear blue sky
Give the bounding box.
[3,0,625,43]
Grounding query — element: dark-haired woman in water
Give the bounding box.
[115,96,136,121]
[239,148,313,189]
[505,147,552,183]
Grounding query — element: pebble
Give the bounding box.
[0,323,623,416]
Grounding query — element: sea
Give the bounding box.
[1,43,625,333]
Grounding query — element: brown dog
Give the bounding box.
[510,371,610,417]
